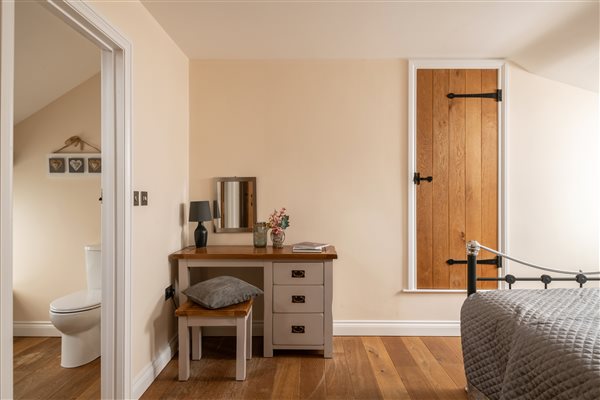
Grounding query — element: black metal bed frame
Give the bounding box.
[465,241,600,296]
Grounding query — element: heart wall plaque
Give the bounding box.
[49,158,66,173]
[69,158,85,173]
[47,153,101,175]
[88,158,101,173]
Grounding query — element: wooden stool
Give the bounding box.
[175,299,253,381]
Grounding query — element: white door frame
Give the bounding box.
[406,59,508,292]
[0,1,132,398]
[0,2,16,398]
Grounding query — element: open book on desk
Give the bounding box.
[292,242,330,253]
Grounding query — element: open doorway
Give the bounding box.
[1,1,132,398]
[13,2,101,397]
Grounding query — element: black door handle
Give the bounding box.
[413,172,433,185]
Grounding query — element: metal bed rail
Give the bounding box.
[466,241,600,296]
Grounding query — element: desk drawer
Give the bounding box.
[273,262,323,285]
[273,313,323,345]
[273,285,323,313]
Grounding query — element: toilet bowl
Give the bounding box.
[49,244,101,368]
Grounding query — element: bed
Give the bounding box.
[460,242,600,400]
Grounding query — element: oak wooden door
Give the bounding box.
[416,69,499,289]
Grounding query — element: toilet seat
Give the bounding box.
[50,290,101,314]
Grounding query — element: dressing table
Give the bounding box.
[169,245,338,358]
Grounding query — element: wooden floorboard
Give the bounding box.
[343,336,383,400]
[324,335,354,400]
[13,337,100,400]
[14,336,467,400]
[401,337,465,400]
[381,337,441,400]
[362,337,410,400]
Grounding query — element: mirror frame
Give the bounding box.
[214,176,257,233]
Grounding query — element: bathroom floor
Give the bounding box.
[13,336,100,399]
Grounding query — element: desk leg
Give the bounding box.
[177,260,189,306]
[263,262,273,357]
[324,260,333,358]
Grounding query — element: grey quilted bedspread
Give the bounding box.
[461,288,600,400]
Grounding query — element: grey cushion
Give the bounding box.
[183,276,263,309]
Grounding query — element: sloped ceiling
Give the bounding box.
[13,0,598,124]
[142,0,599,92]
[15,1,100,124]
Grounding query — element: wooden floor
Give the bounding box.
[142,336,467,400]
[13,336,100,400]
[13,336,467,400]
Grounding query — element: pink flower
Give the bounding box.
[268,207,290,235]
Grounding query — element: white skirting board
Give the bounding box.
[132,335,178,399]
[13,321,60,337]
[13,319,459,339]
[333,320,460,336]
[198,320,458,337]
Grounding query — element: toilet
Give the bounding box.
[49,244,101,368]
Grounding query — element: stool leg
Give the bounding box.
[178,317,190,381]
[236,315,247,381]
[246,308,252,360]
[192,326,202,360]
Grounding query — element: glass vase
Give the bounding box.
[270,230,285,248]
[253,222,268,248]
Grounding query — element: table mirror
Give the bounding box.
[214,177,257,233]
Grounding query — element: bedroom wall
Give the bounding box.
[507,64,599,285]
[13,74,101,324]
[188,59,467,323]
[87,1,189,390]
[189,60,600,325]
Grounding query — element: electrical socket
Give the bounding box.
[165,285,175,301]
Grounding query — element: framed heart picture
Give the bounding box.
[68,157,85,173]
[88,158,101,173]
[48,157,66,173]
[47,153,102,176]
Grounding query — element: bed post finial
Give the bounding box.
[467,241,480,256]
[466,241,480,296]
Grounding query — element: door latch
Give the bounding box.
[413,172,433,185]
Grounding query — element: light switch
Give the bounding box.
[133,191,139,206]
[141,191,148,206]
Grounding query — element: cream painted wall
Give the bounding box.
[189,60,600,322]
[189,60,467,321]
[88,1,189,382]
[13,74,100,322]
[507,64,600,285]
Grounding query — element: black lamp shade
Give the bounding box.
[189,201,211,222]
[189,201,211,248]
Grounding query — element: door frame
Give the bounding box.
[0,2,15,397]
[406,59,508,292]
[0,1,132,398]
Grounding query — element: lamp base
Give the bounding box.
[194,222,208,248]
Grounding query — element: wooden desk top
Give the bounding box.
[169,245,338,261]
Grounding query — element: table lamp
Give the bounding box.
[189,201,211,248]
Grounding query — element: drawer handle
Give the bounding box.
[291,325,305,334]
[291,270,305,278]
[291,295,306,303]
